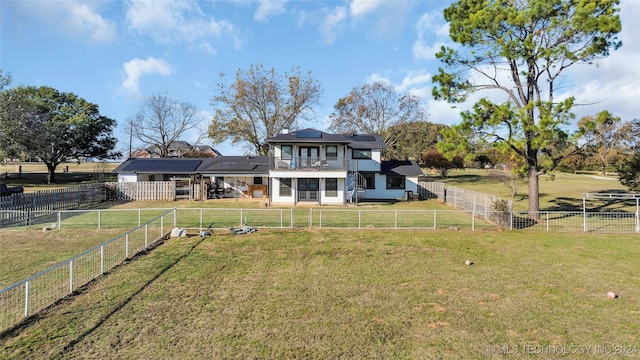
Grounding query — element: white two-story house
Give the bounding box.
[266,128,422,205]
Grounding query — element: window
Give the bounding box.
[326,145,338,159]
[362,173,375,189]
[254,177,263,185]
[352,149,371,159]
[281,145,292,160]
[325,178,338,197]
[279,178,292,196]
[148,175,155,181]
[386,175,405,189]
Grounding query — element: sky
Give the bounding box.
[2,0,639,157]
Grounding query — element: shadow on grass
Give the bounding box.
[548,189,638,212]
[52,235,207,359]
[0,235,207,358]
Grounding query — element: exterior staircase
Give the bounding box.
[346,171,367,202]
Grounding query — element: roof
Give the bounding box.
[113,158,203,173]
[265,128,351,144]
[199,156,269,174]
[113,156,269,175]
[343,133,385,149]
[380,160,423,176]
[265,128,385,149]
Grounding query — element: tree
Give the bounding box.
[618,151,640,192]
[0,86,119,183]
[384,121,447,160]
[133,94,205,158]
[421,149,463,178]
[577,111,627,175]
[432,0,621,218]
[209,65,322,156]
[328,81,428,151]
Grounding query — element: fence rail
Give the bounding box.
[0,209,176,333]
[1,208,639,233]
[0,184,105,212]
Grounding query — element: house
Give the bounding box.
[113,128,423,204]
[265,128,422,205]
[130,141,221,158]
[113,156,269,199]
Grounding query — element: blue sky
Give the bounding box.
[2,0,639,156]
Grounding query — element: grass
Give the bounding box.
[429,169,631,212]
[1,229,639,359]
[0,229,131,289]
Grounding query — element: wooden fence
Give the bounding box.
[102,182,205,201]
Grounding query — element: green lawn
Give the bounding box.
[1,229,638,359]
[431,169,631,212]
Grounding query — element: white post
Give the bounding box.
[433,211,436,230]
[100,245,104,274]
[125,234,129,258]
[583,198,587,232]
[69,260,74,294]
[24,281,30,318]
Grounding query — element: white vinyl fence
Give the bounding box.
[0,209,176,333]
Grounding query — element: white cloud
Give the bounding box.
[349,0,383,17]
[413,10,450,61]
[5,0,116,44]
[319,6,347,44]
[121,57,174,97]
[125,0,243,52]
[254,0,288,22]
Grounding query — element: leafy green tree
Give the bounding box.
[0,86,119,183]
[328,81,428,150]
[577,111,628,175]
[384,121,447,160]
[432,0,622,218]
[421,149,463,178]
[618,151,640,192]
[209,65,322,156]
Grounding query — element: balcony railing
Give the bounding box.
[271,156,347,171]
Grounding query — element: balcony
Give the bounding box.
[271,156,347,171]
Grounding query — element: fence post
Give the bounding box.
[433,211,436,230]
[24,280,30,318]
[510,211,513,230]
[57,211,62,230]
[126,233,129,258]
[290,208,294,228]
[240,209,243,227]
[395,210,398,229]
[200,208,203,230]
[358,210,361,229]
[100,245,104,275]
[145,224,148,248]
[69,260,74,294]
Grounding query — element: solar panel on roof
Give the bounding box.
[296,131,322,138]
[352,135,376,141]
[124,159,202,172]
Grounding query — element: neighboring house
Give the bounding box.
[265,128,422,205]
[130,141,221,158]
[114,128,422,204]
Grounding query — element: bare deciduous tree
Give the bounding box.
[133,94,206,158]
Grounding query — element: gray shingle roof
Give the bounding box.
[380,160,422,176]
